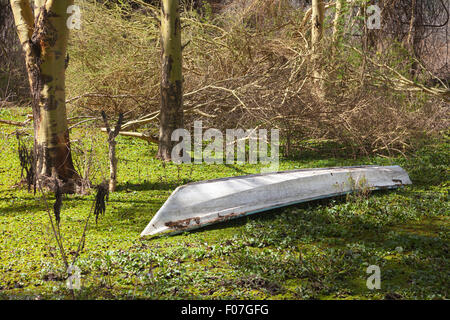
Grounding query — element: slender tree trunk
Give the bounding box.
[410,0,422,78]
[332,0,345,42]
[158,0,183,161]
[406,0,416,47]
[311,0,324,49]
[101,111,123,193]
[10,0,79,193]
[311,0,325,98]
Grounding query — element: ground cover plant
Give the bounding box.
[0,107,448,300]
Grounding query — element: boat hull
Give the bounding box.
[140,165,412,237]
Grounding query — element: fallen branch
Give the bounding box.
[66,93,148,104]
[15,114,100,130]
[100,128,159,144]
[68,117,100,130]
[0,118,30,127]
[120,111,159,131]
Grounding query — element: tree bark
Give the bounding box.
[101,112,123,193]
[311,0,325,98]
[10,0,79,193]
[311,0,324,49]
[409,0,422,78]
[157,0,183,161]
[332,0,345,42]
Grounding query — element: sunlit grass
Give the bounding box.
[0,108,448,299]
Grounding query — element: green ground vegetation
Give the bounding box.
[0,107,448,300]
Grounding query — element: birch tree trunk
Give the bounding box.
[10,0,79,193]
[158,0,183,161]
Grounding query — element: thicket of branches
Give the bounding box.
[2,0,449,156]
[62,0,448,156]
[372,0,449,80]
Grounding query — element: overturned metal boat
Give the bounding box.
[140,165,412,237]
